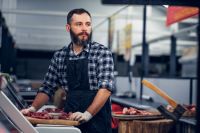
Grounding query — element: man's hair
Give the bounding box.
[67,8,91,24]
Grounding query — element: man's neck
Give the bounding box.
[72,43,83,55]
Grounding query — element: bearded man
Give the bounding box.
[21,8,114,133]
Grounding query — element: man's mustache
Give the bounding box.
[77,32,89,36]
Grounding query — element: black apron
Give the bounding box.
[64,43,112,133]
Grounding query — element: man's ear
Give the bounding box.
[66,24,70,32]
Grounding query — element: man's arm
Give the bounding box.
[87,88,111,116]
[31,92,49,111]
[21,52,60,114]
[20,92,49,114]
[86,47,113,115]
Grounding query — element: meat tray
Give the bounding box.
[112,111,164,120]
[26,117,80,126]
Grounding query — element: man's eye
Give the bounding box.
[76,23,82,26]
[86,22,91,26]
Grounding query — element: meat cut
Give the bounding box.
[24,108,72,120]
[122,107,153,115]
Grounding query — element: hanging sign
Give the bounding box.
[166,6,199,26]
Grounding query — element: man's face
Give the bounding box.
[67,13,92,46]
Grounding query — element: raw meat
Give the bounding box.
[24,108,72,120]
[122,107,153,115]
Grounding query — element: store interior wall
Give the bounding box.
[0,0,198,103]
[1,0,128,50]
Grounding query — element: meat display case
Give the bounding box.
[0,74,81,133]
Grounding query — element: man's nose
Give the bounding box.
[81,24,88,31]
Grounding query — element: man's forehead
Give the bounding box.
[71,13,91,22]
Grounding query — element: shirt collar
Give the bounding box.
[84,43,90,53]
[69,42,91,53]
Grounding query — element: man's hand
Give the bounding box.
[70,111,92,123]
[21,106,36,115]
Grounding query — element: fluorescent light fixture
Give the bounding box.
[163,5,169,8]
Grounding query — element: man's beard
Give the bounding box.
[70,29,92,47]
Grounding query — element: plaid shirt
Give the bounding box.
[39,42,114,97]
